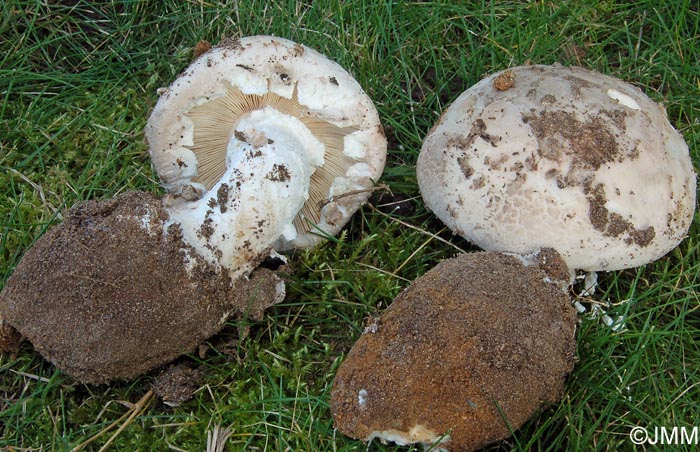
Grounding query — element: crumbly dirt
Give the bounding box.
[522,110,620,172]
[152,364,205,406]
[331,251,578,452]
[457,155,474,179]
[493,70,515,91]
[563,74,593,97]
[446,118,500,159]
[266,163,291,182]
[0,316,21,353]
[216,37,243,52]
[586,183,655,247]
[216,183,230,213]
[0,191,285,384]
[193,40,212,60]
[536,247,573,285]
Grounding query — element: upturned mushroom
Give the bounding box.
[417,64,696,272]
[331,249,578,452]
[146,35,387,265]
[0,36,386,383]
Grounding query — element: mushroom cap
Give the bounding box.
[0,192,285,383]
[417,64,696,271]
[331,250,578,452]
[146,36,386,250]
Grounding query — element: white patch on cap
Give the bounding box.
[345,162,373,178]
[607,88,640,110]
[343,131,369,160]
[139,212,156,236]
[226,72,268,96]
[358,389,368,407]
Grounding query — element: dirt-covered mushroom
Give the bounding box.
[417,64,696,272]
[331,249,578,452]
[0,37,386,383]
[0,192,286,383]
[146,35,387,264]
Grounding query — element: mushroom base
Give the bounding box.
[0,191,285,384]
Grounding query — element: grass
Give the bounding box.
[1,0,698,450]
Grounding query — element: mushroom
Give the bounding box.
[0,36,386,383]
[0,191,287,383]
[417,64,696,272]
[145,35,387,271]
[331,249,578,452]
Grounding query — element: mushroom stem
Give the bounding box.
[166,107,324,277]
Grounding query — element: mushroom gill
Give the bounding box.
[186,81,357,235]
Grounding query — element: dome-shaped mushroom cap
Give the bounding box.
[331,250,578,452]
[417,64,696,271]
[0,192,286,383]
[146,36,386,251]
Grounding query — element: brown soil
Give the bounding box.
[0,316,21,353]
[331,251,578,452]
[522,110,620,172]
[0,191,284,384]
[193,40,212,59]
[152,364,205,406]
[586,182,655,247]
[493,70,515,91]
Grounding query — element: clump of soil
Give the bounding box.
[152,364,205,406]
[493,70,515,91]
[0,316,21,353]
[331,250,578,452]
[0,191,285,384]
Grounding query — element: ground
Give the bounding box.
[0,1,698,451]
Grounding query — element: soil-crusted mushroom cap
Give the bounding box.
[0,192,285,383]
[146,35,386,261]
[417,64,696,272]
[331,250,578,452]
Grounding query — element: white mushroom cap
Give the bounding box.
[145,36,386,269]
[417,64,696,272]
